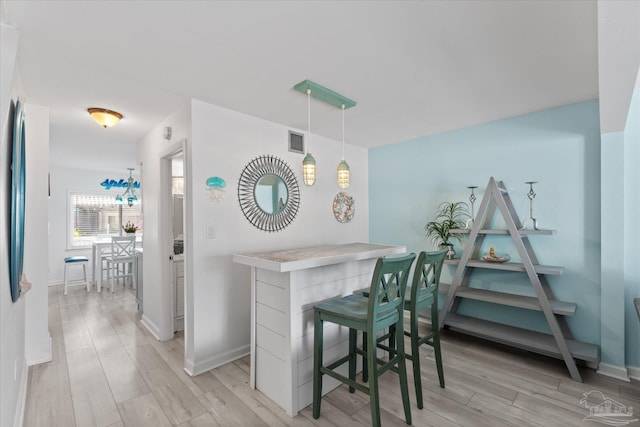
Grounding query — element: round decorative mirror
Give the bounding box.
[255,174,288,215]
[238,155,300,232]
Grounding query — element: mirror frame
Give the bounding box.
[9,99,26,302]
[238,155,300,232]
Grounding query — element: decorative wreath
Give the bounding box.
[332,192,355,223]
[237,155,300,232]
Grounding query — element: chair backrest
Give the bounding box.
[110,235,136,259]
[410,249,447,305]
[367,253,416,323]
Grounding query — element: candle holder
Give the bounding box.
[521,181,539,230]
[465,186,477,229]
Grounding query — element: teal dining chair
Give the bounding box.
[363,250,447,409]
[312,253,416,427]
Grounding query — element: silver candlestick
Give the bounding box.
[465,186,477,229]
[521,181,539,230]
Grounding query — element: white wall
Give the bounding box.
[138,103,192,344]
[24,104,51,366]
[138,98,370,375]
[0,24,28,427]
[188,99,369,374]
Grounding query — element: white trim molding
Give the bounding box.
[627,365,640,381]
[187,345,249,377]
[597,362,631,382]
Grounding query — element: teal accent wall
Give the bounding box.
[369,101,602,346]
[624,88,640,368]
[600,131,625,367]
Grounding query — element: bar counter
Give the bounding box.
[233,242,405,416]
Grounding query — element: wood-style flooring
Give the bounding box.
[24,283,639,426]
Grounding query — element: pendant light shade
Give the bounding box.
[337,104,350,189]
[88,108,123,128]
[337,160,350,189]
[303,89,316,186]
[303,152,316,186]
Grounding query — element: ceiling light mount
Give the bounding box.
[293,80,356,109]
[88,107,123,128]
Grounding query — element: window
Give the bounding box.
[69,193,143,248]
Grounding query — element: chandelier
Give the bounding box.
[115,168,140,207]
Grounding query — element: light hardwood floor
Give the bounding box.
[24,283,639,427]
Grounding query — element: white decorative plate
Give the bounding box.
[332,192,355,223]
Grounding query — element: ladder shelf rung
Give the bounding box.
[444,259,563,275]
[450,229,556,235]
[442,313,599,363]
[439,284,576,316]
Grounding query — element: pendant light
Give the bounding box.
[302,88,316,186]
[337,104,350,188]
[293,80,356,187]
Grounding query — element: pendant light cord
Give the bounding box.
[341,104,345,160]
[307,89,311,154]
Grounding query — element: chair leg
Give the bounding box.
[63,264,68,296]
[396,321,412,425]
[431,306,445,389]
[83,264,89,292]
[362,332,368,383]
[367,330,381,427]
[433,333,445,389]
[312,311,323,419]
[110,264,115,293]
[410,312,424,409]
[349,328,357,393]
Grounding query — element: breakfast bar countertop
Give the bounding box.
[233,242,406,273]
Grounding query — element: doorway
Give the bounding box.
[159,140,187,342]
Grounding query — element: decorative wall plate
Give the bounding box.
[333,192,355,223]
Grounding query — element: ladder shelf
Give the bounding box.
[438,177,600,382]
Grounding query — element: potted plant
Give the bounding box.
[123,221,139,234]
[424,201,469,259]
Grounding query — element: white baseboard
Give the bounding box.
[627,365,640,381]
[187,345,250,376]
[14,359,29,427]
[597,362,630,382]
[141,315,161,341]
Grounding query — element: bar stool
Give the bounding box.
[363,249,447,409]
[63,256,89,295]
[313,253,416,427]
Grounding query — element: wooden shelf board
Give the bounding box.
[439,284,576,316]
[444,259,563,275]
[443,313,599,363]
[450,229,556,236]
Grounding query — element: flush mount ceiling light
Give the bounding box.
[87,107,123,128]
[293,80,356,188]
[115,168,140,207]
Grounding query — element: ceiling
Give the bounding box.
[2,1,598,173]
